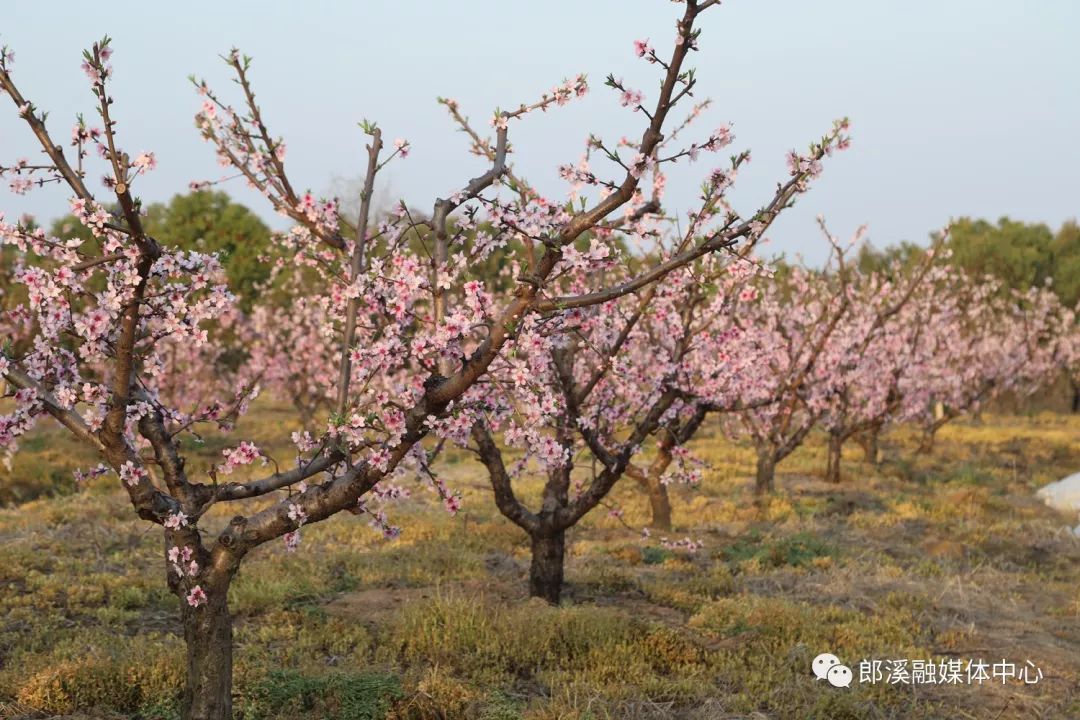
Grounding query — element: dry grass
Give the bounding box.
[1,406,1079,719]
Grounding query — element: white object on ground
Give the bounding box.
[1036,472,1080,513]
[1036,473,1080,539]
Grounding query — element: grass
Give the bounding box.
[1,405,1079,718]
[239,670,402,720]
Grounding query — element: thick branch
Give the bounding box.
[561,385,681,527]
[212,450,342,502]
[138,405,207,509]
[472,423,540,533]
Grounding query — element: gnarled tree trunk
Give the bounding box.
[630,462,674,532]
[529,528,566,604]
[825,432,843,484]
[181,575,234,720]
[646,476,673,532]
[754,449,776,496]
[528,451,573,604]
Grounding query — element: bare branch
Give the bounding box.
[336,128,383,415]
[0,68,93,199]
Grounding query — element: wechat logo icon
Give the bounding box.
[813,652,853,688]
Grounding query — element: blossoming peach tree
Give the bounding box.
[463,123,850,599]
[814,272,940,474]
[912,277,1069,452]
[0,3,849,718]
[723,221,951,492]
[810,223,949,482]
[717,229,856,495]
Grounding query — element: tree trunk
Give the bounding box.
[1071,378,1080,413]
[862,429,879,465]
[529,529,566,604]
[918,425,937,454]
[646,474,672,532]
[181,578,234,720]
[754,450,776,496]
[825,433,843,484]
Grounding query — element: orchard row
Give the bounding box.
[0,3,1075,717]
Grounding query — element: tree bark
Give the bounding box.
[754,450,776,496]
[825,433,843,484]
[858,425,880,465]
[181,577,234,720]
[529,529,566,604]
[629,466,674,531]
[629,439,677,532]
[645,474,673,532]
[1071,377,1080,414]
[918,425,937,454]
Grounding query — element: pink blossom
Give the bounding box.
[132,152,157,172]
[164,511,189,530]
[284,530,301,552]
[220,441,261,474]
[620,88,645,109]
[186,586,207,607]
[119,461,147,487]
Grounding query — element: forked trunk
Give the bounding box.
[646,473,673,532]
[754,450,776,496]
[825,433,843,484]
[529,529,566,604]
[181,577,234,720]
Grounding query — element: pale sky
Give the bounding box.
[2,1,1078,263]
